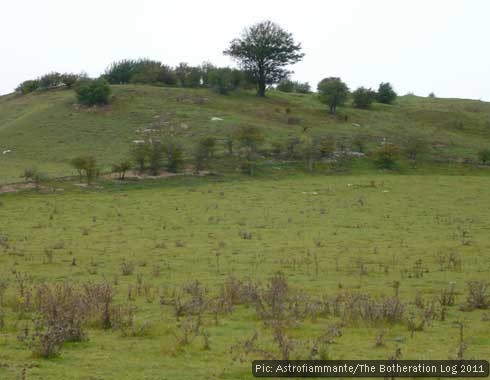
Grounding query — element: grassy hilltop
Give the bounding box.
[1,85,490,183]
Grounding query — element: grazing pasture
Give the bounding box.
[0,174,489,379]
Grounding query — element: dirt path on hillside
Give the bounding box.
[0,183,64,194]
[0,169,212,194]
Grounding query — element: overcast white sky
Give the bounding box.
[1,0,489,99]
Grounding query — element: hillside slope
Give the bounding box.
[1,85,490,183]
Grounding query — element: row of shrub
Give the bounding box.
[72,129,490,184]
[15,72,85,94]
[66,127,435,184]
[15,61,254,95]
[15,71,112,107]
[102,59,255,94]
[15,60,258,104]
[21,136,488,186]
[15,60,397,111]
[275,80,311,94]
[274,78,398,111]
[316,79,398,113]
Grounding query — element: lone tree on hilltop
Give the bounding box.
[224,21,304,97]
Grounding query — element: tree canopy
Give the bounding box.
[352,87,376,109]
[75,78,111,106]
[377,82,397,104]
[317,77,349,114]
[224,21,304,97]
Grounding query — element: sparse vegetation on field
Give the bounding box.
[1,18,490,379]
[0,174,489,379]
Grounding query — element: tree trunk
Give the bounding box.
[257,67,266,97]
[257,81,266,97]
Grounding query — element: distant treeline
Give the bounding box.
[15,59,315,97]
[15,59,258,96]
[15,21,404,112]
[15,59,398,114]
[103,59,255,93]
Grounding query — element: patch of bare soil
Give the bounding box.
[105,168,210,181]
[0,183,63,194]
[73,183,104,189]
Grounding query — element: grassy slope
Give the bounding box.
[0,174,489,379]
[1,86,490,379]
[1,85,490,183]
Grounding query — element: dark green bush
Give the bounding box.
[60,73,80,89]
[478,148,490,164]
[376,82,397,104]
[175,63,202,88]
[39,72,63,89]
[277,80,311,93]
[16,79,40,94]
[75,79,111,106]
[130,59,165,85]
[158,65,178,86]
[208,68,243,94]
[352,87,376,109]
[104,59,136,84]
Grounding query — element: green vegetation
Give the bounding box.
[1,84,490,184]
[74,78,111,106]
[16,72,84,94]
[317,77,349,114]
[224,20,304,97]
[371,143,400,169]
[377,82,397,105]
[1,18,490,379]
[276,79,311,94]
[70,156,99,184]
[0,174,489,379]
[352,87,376,109]
[477,148,490,164]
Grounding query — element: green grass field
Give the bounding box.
[1,86,490,379]
[0,174,489,379]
